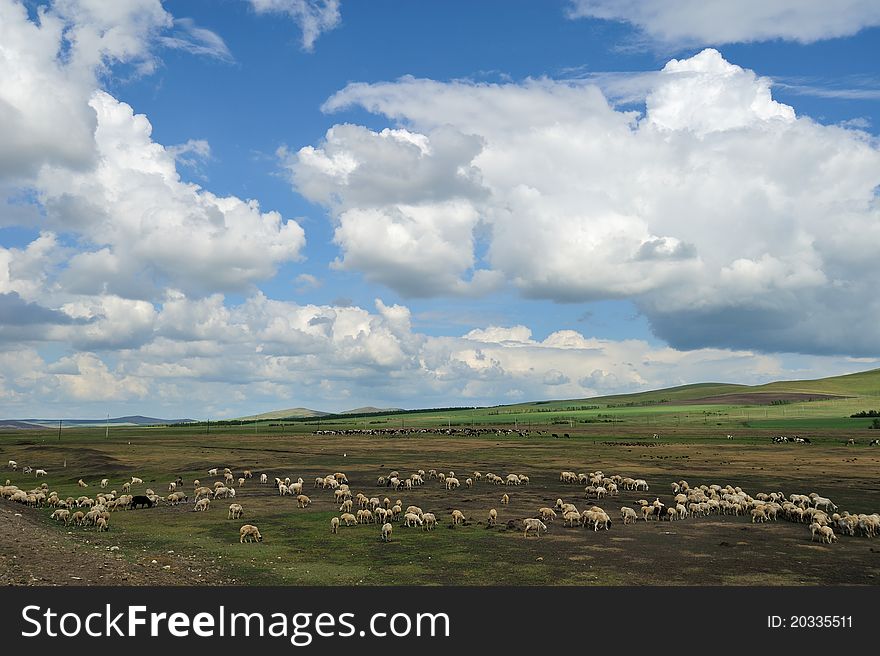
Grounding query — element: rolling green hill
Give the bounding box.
[236,407,330,421]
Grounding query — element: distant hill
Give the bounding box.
[498,368,880,412]
[0,420,44,429]
[8,416,195,427]
[236,408,330,421]
[341,406,403,414]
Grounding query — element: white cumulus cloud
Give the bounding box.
[292,49,880,357]
[566,0,880,47]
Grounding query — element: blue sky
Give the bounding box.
[1,1,880,418]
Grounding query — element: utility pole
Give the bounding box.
[105,413,109,439]
[58,419,62,441]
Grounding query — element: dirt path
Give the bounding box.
[0,500,232,586]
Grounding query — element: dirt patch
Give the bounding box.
[0,500,231,586]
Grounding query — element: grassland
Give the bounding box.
[3,368,880,586]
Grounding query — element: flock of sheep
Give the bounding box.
[3,458,878,551]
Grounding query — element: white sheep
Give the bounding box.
[423,512,437,530]
[451,509,465,526]
[381,522,393,542]
[817,525,837,544]
[523,518,547,537]
[260,473,268,484]
[35,469,47,477]
[296,494,311,508]
[330,517,340,534]
[228,503,243,520]
[194,498,211,512]
[488,508,498,526]
[404,512,423,527]
[239,524,263,543]
[620,507,637,525]
[340,513,357,526]
[501,493,510,505]
[539,507,557,521]
[583,507,611,531]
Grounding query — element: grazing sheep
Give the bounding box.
[751,507,768,523]
[583,507,611,531]
[523,518,547,537]
[817,525,838,544]
[465,478,473,488]
[539,507,557,522]
[501,493,510,505]
[404,512,424,528]
[51,509,71,524]
[451,510,465,526]
[330,517,340,534]
[488,508,498,526]
[239,524,263,543]
[129,495,153,509]
[121,482,131,493]
[260,473,268,484]
[35,469,47,477]
[340,513,357,526]
[130,477,143,485]
[562,511,581,527]
[555,498,564,510]
[641,505,654,521]
[445,477,460,490]
[339,499,353,513]
[296,494,311,508]
[96,517,109,531]
[228,503,243,520]
[194,498,211,512]
[620,507,638,525]
[382,522,393,542]
[77,479,88,488]
[423,513,437,530]
[7,460,16,470]
[238,477,245,487]
[100,479,109,488]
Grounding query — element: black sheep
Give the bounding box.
[130,495,154,509]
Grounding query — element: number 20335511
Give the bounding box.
[768,616,852,629]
